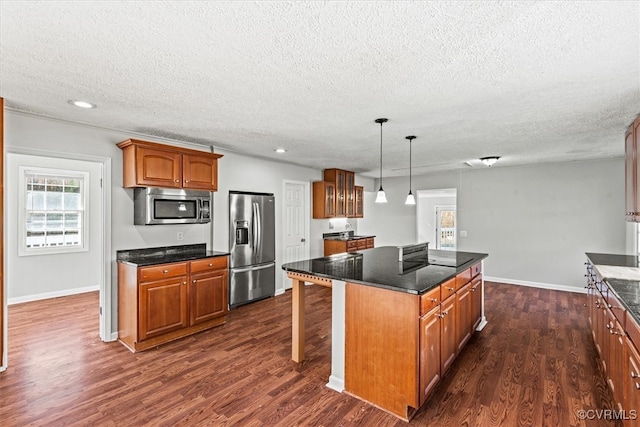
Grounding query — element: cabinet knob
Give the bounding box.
[430,298,438,303]
[185,180,189,183]
[208,263,213,267]
[636,382,640,390]
[447,287,455,292]
[193,280,196,283]
[163,270,169,274]
[632,372,639,378]
[175,179,180,183]
[183,282,187,285]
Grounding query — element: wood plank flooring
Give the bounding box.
[0,282,618,426]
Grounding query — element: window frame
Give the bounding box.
[18,166,90,256]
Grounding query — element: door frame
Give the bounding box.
[281,180,310,292]
[6,147,112,341]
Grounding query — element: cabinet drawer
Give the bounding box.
[190,256,228,274]
[455,268,472,291]
[420,286,441,316]
[347,240,358,250]
[366,237,374,248]
[441,277,457,301]
[471,262,482,278]
[605,289,626,327]
[357,239,367,249]
[139,262,188,281]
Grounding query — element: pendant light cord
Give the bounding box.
[379,121,383,187]
[409,137,412,191]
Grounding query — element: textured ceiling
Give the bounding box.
[1,1,639,177]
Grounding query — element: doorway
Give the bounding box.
[416,188,457,251]
[281,180,310,291]
[6,151,111,341]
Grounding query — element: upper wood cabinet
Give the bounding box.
[625,116,640,221]
[354,186,364,218]
[117,139,222,191]
[313,168,361,219]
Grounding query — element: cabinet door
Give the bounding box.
[345,171,355,217]
[354,186,364,218]
[335,170,346,217]
[136,146,182,188]
[139,276,188,340]
[190,269,228,325]
[183,154,217,191]
[626,339,640,422]
[470,275,482,331]
[312,181,336,219]
[456,282,473,352]
[419,306,441,405]
[441,295,457,374]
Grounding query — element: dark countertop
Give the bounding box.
[586,253,640,326]
[323,231,376,241]
[117,243,229,267]
[282,246,488,295]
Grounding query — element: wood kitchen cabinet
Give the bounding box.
[419,304,441,405]
[456,282,473,353]
[312,181,336,218]
[117,138,222,191]
[118,255,229,352]
[625,337,640,425]
[625,115,640,221]
[354,186,364,218]
[323,236,374,256]
[313,168,359,219]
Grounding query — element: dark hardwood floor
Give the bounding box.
[0,282,618,426]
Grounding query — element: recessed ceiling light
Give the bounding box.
[275,148,287,153]
[68,99,96,109]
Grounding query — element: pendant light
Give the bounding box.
[374,118,388,203]
[405,135,416,205]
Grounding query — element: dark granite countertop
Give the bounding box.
[323,231,376,241]
[282,246,488,295]
[117,243,229,267]
[586,253,640,326]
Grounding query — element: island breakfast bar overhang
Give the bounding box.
[282,246,488,421]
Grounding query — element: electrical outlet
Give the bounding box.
[177,232,184,241]
[459,230,468,237]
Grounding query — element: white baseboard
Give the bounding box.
[326,375,345,393]
[8,285,100,305]
[107,332,118,342]
[484,276,587,294]
[275,288,286,296]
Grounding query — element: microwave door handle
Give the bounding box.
[197,198,202,222]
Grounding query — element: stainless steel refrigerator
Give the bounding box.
[229,191,276,308]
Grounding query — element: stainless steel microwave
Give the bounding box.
[133,188,211,225]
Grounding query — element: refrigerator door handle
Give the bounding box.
[251,202,258,254]
[230,263,274,274]
[255,202,262,257]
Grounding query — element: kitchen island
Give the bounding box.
[282,246,488,421]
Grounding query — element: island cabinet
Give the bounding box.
[117,138,223,191]
[118,256,228,352]
[345,262,484,421]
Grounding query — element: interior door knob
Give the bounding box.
[301,238,306,242]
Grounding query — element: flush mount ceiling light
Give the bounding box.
[479,156,500,167]
[275,148,287,153]
[374,118,389,203]
[68,99,96,109]
[405,135,417,205]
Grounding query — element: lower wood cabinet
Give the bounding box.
[323,237,374,256]
[118,255,228,352]
[346,261,483,420]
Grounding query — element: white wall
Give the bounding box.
[4,111,332,334]
[359,160,626,291]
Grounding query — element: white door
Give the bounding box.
[282,181,309,290]
[6,153,103,330]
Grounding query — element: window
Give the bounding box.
[19,167,89,255]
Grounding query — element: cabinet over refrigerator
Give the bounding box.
[229,191,276,307]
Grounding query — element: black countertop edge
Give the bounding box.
[282,248,488,295]
[323,231,376,241]
[117,243,229,267]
